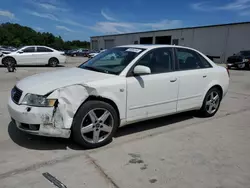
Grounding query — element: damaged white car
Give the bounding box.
[8,45,230,148]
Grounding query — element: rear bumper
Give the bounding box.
[227,62,245,66]
[58,56,66,64]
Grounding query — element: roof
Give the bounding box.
[117,44,198,51]
[91,21,250,38]
[117,44,174,49]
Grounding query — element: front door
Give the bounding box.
[16,46,36,64]
[126,47,179,122]
[175,47,213,112]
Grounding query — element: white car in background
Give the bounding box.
[88,49,106,58]
[8,45,229,148]
[1,46,66,67]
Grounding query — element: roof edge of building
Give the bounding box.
[90,21,250,39]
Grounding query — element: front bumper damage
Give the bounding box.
[8,84,96,138]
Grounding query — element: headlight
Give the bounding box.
[243,59,249,62]
[21,94,56,107]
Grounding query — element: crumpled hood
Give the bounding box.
[16,67,116,95]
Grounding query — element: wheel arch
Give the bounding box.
[2,56,17,65]
[203,83,223,102]
[74,95,121,125]
[49,57,59,62]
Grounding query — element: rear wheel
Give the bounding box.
[48,58,59,67]
[199,87,221,117]
[72,100,119,149]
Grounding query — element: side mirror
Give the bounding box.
[233,53,236,56]
[133,65,151,75]
[18,50,23,54]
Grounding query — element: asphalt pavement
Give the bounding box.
[0,58,250,188]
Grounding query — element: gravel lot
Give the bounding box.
[0,57,250,188]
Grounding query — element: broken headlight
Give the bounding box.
[21,94,56,107]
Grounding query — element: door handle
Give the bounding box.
[203,75,207,78]
[170,78,177,82]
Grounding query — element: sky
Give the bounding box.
[0,0,250,41]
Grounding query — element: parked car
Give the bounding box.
[88,49,106,58]
[226,50,250,69]
[0,46,17,57]
[1,46,66,67]
[66,49,89,57]
[8,45,229,148]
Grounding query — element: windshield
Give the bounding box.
[240,51,250,56]
[79,47,145,75]
[15,46,24,51]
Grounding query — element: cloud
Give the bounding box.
[142,20,182,30]
[101,9,116,21]
[56,25,74,32]
[37,2,69,12]
[26,10,59,21]
[63,19,86,27]
[191,0,250,15]
[25,10,86,28]
[0,10,15,19]
[89,19,182,34]
[34,27,44,31]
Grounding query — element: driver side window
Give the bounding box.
[136,48,173,74]
[22,47,35,53]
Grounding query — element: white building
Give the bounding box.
[90,22,250,63]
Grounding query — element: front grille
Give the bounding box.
[11,86,23,104]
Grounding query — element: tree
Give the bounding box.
[0,23,90,50]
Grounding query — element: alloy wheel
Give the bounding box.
[205,91,220,114]
[238,63,245,69]
[80,108,114,144]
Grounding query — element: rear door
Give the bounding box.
[36,47,54,65]
[174,47,213,112]
[16,47,36,64]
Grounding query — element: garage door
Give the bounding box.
[92,40,98,50]
[104,40,115,49]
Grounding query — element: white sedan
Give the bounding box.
[88,49,106,58]
[8,45,229,148]
[1,46,66,67]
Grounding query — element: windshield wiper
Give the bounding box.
[82,65,108,73]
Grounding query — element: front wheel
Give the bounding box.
[199,87,221,117]
[72,100,119,148]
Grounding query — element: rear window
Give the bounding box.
[37,47,53,52]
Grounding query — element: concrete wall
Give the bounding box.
[91,23,250,63]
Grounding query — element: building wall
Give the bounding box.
[225,24,250,60]
[91,23,250,62]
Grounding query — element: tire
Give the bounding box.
[237,63,246,69]
[199,87,222,117]
[72,100,119,149]
[48,58,59,67]
[2,57,16,67]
